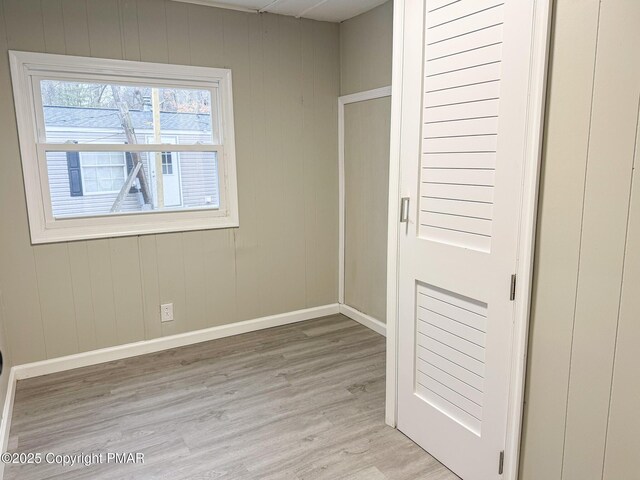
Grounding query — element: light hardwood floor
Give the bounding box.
[5,314,457,480]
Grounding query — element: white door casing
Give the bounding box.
[394,1,551,479]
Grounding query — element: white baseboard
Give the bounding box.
[0,303,339,468]
[0,301,399,480]
[12,304,339,381]
[0,368,17,478]
[0,302,349,475]
[339,304,386,336]
[0,303,340,473]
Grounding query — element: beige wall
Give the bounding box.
[0,0,339,365]
[520,1,640,479]
[344,98,391,322]
[340,0,392,96]
[0,291,11,416]
[340,1,392,323]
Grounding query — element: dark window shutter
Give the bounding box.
[126,152,140,193]
[66,151,83,197]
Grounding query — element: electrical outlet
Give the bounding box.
[160,303,174,322]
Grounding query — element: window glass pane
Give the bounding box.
[41,80,217,145]
[79,152,126,194]
[98,177,112,192]
[46,151,219,219]
[84,178,97,192]
[162,152,173,175]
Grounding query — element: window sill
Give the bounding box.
[30,211,239,244]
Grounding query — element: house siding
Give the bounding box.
[45,128,218,218]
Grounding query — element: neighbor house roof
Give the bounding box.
[43,105,212,132]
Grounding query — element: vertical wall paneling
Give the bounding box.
[340,2,392,322]
[1,0,48,364]
[165,0,190,65]
[4,0,44,51]
[56,0,97,354]
[155,233,187,337]
[259,13,288,316]
[60,0,89,56]
[33,245,79,358]
[279,15,307,313]
[344,102,363,309]
[136,0,169,64]
[561,1,640,477]
[0,0,339,364]
[343,97,391,322]
[86,239,118,348]
[519,0,600,477]
[118,0,141,62]
[86,0,123,60]
[41,0,65,54]
[21,0,79,361]
[222,9,254,322]
[138,235,161,340]
[301,18,319,308]
[188,3,224,68]
[521,1,640,480]
[232,12,263,322]
[203,230,237,327]
[182,232,209,333]
[339,1,393,96]
[109,237,146,345]
[67,242,98,352]
[312,20,340,306]
[602,101,640,480]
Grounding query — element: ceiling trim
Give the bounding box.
[171,0,259,14]
[170,0,388,22]
[258,0,284,13]
[295,0,331,19]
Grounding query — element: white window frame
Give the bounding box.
[9,51,239,244]
[79,151,128,195]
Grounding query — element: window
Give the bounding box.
[162,153,173,175]
[9,51,239,243]
[80,152,127,194]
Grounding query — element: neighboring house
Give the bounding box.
[44,105,219,218]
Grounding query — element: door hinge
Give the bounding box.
[498,450,505,475]
[509,274,517,301]
[400,197,410,223]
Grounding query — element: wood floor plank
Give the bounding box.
[6,315,457,480]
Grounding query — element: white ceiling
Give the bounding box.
[173,0,388,22]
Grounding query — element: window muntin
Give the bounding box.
[10,51,239,243]
[80,152,127,194]
[162,153,173,175]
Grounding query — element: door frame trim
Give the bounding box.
[385,2,553,479]
[385,0,405,430]
[338,85,392,306]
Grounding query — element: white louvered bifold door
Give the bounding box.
[396,1,541,479]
